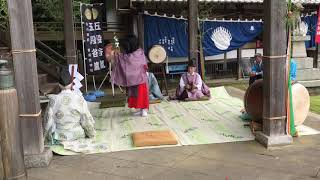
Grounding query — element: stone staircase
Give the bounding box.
[38,67,60,96]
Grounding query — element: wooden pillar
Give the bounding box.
[132,13,144,49]
[64,0,77,64]
[137,13,144,49]
[237,48,242,80]
[255,0,293,147]
[0,138,3,180]
[7,0,45,155]
[188,0,199,65]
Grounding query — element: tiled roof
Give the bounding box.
[131,0,320,4]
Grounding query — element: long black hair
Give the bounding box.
[120,34,140,54]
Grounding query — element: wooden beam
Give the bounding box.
[7,0,44,155]
[64,0,77,64]
[255,0,292,147]
[188,0,199,63]
[34,31,128,41]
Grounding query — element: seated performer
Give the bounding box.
[106,35,149,117]
[147,72,164,101]
[175,59,210,101]
[43,68,96,144]
[249,53,263,85]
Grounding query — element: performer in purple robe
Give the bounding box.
[175,60,210,101]
[106,35,149,117]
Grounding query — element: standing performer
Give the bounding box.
[106,35,149,117]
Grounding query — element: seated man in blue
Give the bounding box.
[147,72,164,101]
[249,53,263,85]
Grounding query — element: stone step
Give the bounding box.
[39,82,59,95]
[38,73,49,85]
[296,68,320,81]
[294,57,314,69]
[298,80,320,88]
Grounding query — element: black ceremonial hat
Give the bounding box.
[58,67,73,86]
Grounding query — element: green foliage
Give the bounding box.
[0,0,8,30]
[32,0,91,22]
[310,96,320,114]
[199,3,216,20]
[286,2,304,31]
[32,0,65,22]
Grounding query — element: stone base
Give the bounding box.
[299,80,320,88]
[297,68,320,81]
[255,132,293,148]
[291,35,310,58]
[295,57,314,69]
[24,148,52,168]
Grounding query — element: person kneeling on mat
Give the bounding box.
[43,68,96,145]
[174,59,210,101]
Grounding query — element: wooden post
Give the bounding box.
[188,0,199,66]
[0,89,26,180]
[0,137,3,180]
[137,13,144,50]
[7,0,45,155]
[64,0,77,64]
[255,0,293,147]
[132,13,144,48]
[237,48,242,80]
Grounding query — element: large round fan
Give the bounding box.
[148,45,167,64]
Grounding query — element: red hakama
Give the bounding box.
[128,83,149,109]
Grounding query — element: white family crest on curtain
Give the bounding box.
[202,21,263,56]
[144,13,263,57]
[211,26,232,50]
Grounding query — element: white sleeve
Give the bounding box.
[195,74,202,90]
[179,76,185,89]
[43,97,56,141]
[80,98,96,138]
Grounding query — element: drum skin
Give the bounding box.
[244,79,263,122]
[148,45,167,64]
[244,80,310,125]
[292,83,310,126]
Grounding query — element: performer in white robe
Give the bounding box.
[43,68,96,145]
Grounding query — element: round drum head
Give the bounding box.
[292,83,310,126]
[148,45,167,64]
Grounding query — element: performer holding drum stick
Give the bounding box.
[105,34,149,117]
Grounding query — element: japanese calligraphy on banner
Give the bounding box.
[315,6,320,43]
[81,3,106,75]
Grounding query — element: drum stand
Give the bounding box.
[151,61,169,96]
[97,62,124,96]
